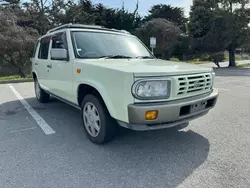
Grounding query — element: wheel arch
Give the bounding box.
[32,71,38,80]
[77,83,116,118]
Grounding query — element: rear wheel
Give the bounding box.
[34,79,50,103]
[81,94,117,144]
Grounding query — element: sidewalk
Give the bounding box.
[201,60,250,68]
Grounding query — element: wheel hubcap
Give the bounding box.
[83,102,101,137]
[35,81,41,99]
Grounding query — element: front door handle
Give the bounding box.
[34,63,38,66]
[47,64,52,68]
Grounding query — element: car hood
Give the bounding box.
[83,59,213,77]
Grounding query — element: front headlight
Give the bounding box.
[132,79,171,100]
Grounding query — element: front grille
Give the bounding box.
[177,73,212,95]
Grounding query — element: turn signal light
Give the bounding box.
[145,110,158,120]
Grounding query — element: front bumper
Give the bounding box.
[118,89,218,131]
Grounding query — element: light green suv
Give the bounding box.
[31,23,218,144]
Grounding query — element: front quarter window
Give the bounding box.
[71,31,154,59]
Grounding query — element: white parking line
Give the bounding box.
[9,127,37,134]
[218,88,230,91]
[8,84,56,135]
[215,80,241,84]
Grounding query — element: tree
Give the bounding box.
[22,0,51,35]
[21,0,141,34]
[172,34,194,61]
[135,18,182,59]
[189,0,250,67]
[0,9,38,77]
[93,2,141,33]
[62,0,95,24]
[0,0,20,5]
[48,0,140,30]
[145,4,188,32]
[48,0,68,26]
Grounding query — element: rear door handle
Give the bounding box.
[47,64,52,68]
[34,63,38,66]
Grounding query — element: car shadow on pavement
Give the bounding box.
[1,97,210,188]
[103,128,210,187]
[214,67,250,77]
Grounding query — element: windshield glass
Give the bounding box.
[71,31,154,59]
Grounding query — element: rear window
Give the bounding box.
[38,36,51,59]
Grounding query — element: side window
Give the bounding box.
[38,37,50,59]
[32,40,39,58]
[52,32,68,50]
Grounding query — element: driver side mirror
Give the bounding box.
[51,48,68,60]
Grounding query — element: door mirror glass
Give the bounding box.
[50,48,68,60]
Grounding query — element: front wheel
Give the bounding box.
[81,94,117,144]
[34,79,50,103]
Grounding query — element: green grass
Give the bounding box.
[225,52,250,61]
[0,75,32,81]
[237,63,250,67]
[189,61,210,64]
[188,59,210,64]
[169,57,210,64]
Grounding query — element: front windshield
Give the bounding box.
[71,31,154,59]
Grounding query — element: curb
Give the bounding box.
[0,78,33,84]
[213,67,250,70]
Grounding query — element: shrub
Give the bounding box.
[170,57,180,62]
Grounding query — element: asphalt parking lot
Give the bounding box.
[0,68,250,188]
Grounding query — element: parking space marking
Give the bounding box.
[8,84,56,135]
[215,79,241,84]
[9,127,37,134]
[218,88,230,91]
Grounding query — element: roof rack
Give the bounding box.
[46,23,130,34]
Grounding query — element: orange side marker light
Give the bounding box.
[77,69,81,73]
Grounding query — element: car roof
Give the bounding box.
[46,23,130,34]
[38,24,131,40]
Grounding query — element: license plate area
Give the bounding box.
[190,101,207,114]
[180,101,207,116]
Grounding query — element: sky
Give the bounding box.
[92,0,193,17]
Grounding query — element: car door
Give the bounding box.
[47,32,73,102]
[35,36,51,91]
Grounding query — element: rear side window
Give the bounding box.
[38,36,50,59]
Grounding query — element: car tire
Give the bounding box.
[34,79,50,103]
[81,94,117,144]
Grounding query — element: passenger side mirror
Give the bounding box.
[51,49,68,60]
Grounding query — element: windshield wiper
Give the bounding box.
[98,55,132,59]
[135,56,154,59]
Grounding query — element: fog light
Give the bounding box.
[145,110,158,120]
